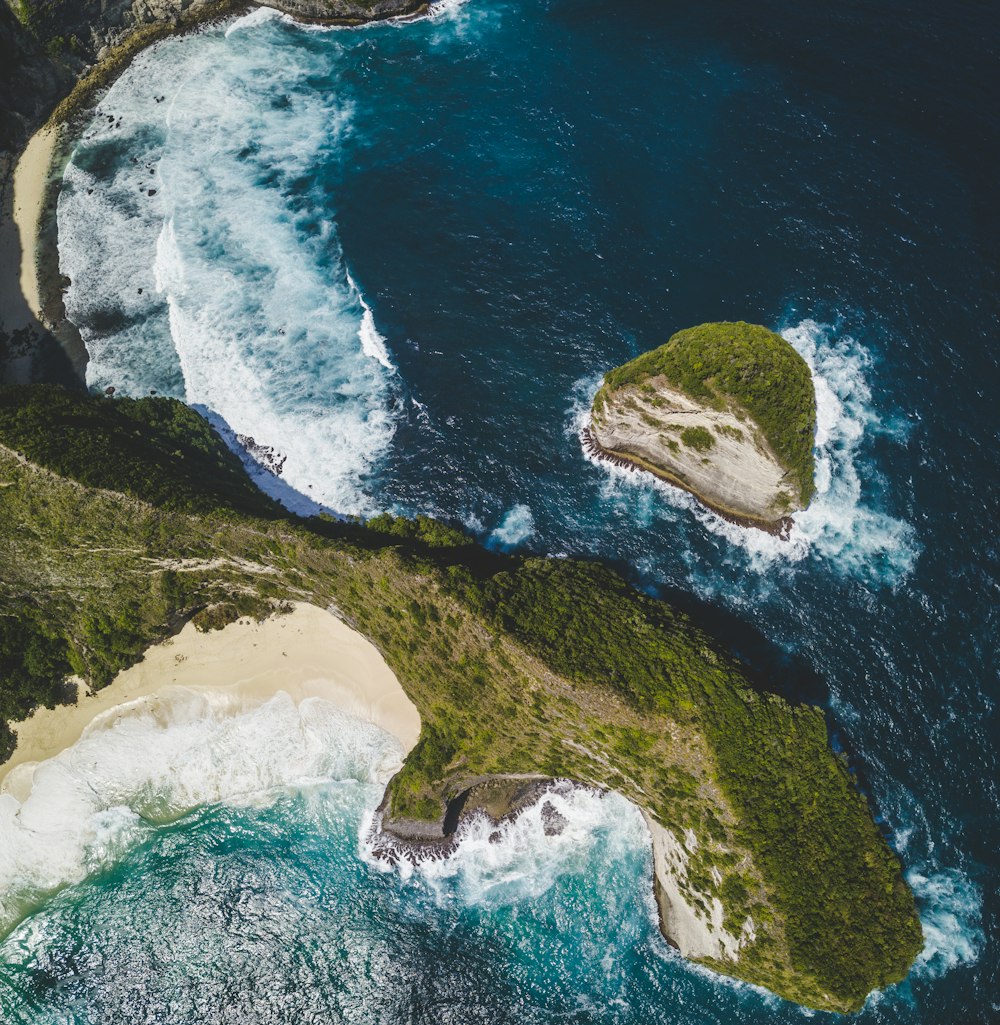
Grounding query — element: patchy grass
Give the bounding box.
[681,425,715,452]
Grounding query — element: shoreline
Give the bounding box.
[0,599,703,966]
[581,426,793,539]
[1,0,256,385]
[12,125,61,324]
[1,0,427,386]
[0,602,422,802]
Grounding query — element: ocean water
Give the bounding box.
[15,0,998,1019]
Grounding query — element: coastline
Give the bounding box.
[0,2,248,385]
[0,602,422,802]
[0,0,426,385]
[12,124,60,324]
[0,593,721,968]
[581,426,794,539]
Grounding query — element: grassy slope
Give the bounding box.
[598,322,817,504]
[0,386,919,1011]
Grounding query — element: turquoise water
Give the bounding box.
[5,0,997,1020]
[0,781,699,1024]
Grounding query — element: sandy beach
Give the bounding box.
[0,125,60,349]
[0,602,422,802]
[1,119,88,385]
[11,125,61,323]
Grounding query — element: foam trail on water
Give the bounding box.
[573,321,918,583]
[347,272,395,370]
[0,688,403,937]
[58,21,397,515]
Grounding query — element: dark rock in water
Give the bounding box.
[370,777,598,871]
[541,800,568,836]
[236,432,287,476]
[148,189,156,196]
[104,386,115,396]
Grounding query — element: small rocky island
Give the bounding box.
[586,322,817,532]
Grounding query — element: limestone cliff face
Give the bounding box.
[589,377,801,526]
[643,814,752,961]
[588,322,817,531]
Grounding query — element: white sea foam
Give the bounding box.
[488,502,535,548]
[365,785,649,907]
[573,320,919,583]
[0,689,402,937]
[58,23,398,515]
[908,866,984,978]
[424,0,472,22]
[224,5,283,36]
[347,272,395,370]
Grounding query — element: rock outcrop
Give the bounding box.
[257,0,426,23]
[588,322,817,531]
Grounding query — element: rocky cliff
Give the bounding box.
[588,322,817,531]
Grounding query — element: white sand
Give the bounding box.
[11,124,61,322]
[0,602,422,801]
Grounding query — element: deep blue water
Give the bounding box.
[3,0,997,1020]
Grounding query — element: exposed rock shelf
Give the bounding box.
[372,775,752,966]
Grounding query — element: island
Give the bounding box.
[585,322,817,532]
[0,385,921,1012]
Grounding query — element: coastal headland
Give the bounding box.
[0,385,923,1011]
[0,0,921,1012]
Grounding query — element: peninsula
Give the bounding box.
[0,385,921,1012]
[586,322,817,532]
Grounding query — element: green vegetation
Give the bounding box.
[680,425,715,452]
[715,423,745,442]
[0,385,919,1011]
[0,387,282,518]
[600,322,817,503]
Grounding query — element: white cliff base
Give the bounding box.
[642,812,755,962]
[590,378,802,526]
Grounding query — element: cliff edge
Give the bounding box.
[588,322,817,531]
